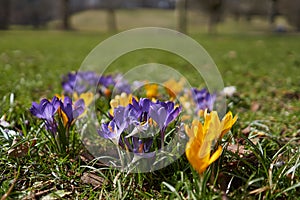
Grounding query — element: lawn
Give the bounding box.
[0,30,300,199]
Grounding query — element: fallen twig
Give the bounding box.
[1,166,20,200]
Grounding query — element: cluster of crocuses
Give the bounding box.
[62,71,131,96]
[30,96,85,133]
[98,96,181,156]
[30,70,237,174]
[30,95,85,153]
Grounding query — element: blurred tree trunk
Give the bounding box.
[0,0,10,30]
[197,0,223,33]
[61,0,71,30]
[278,0,300,31]
[176,0,187,33]
[207,0,222,33]
[106,8,117,32]
[269,0,278,24]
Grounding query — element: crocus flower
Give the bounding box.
[59,96,85,127]
[145,83,159,99]
[62,71,99,95]
[30,96,60,134]
[149,100,181,147]
[127,98,152,122]
[163,78,186,99]
[113,74,132,94]
[131,137,155,158]
[131,137,153,154]
[109,93,133,116]
[73,92,94,108]
[98,75,115,88]
[191,88,216,112]
[99,98,151,143]
[185,110,237,174]
[98,106,130,142]
[149,100,181,133]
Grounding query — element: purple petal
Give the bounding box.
[140,98,151,113]
[165,106,181,127]
[150,105,166,130]
[30,102,43,118]
[43,102,56,121]
[73,99,85,118]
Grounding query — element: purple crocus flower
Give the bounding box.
[113,74,132,94]
[118,137,155,159]
[128,98,151,122]
[99,97,181,151]
[149,100,181,133]
[60,96,85,126]
[62,71,132,97]
[30,96,60,134]
[62,71,100,95]
[98,75,115,88]
[98,106,130,141]
[132,137,153,154]
[149,100,181,147]
[191,88,216,112]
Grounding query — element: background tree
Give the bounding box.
[277,0,300,31]
[0,0,10,29]
[61,0,71,30]
[100,0,122,32]
[269,0,279,24]
[176,0,187,33]
[197,0,224,33]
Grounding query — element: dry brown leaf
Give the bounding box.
[241,126,251,135]
[7,138,36,158]
[81,172,104,187]
[251,101,261,112]
[226,143,251,157]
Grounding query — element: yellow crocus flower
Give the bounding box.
[109,93,133,116]
[73,92,94,107]
[145,83,159,99]
[185,111,237,174]
[164,78,185,99]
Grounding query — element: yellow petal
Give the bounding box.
[220,112,238,138]
[198,109,204,117]
[58,108,68,126]
[110,99,119,108]
[206,111,222,141]
[79,92,94,107]
[208,146,223,165]
[145,83,158,98]
[73,92,79,100]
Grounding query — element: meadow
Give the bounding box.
[0,12,300,199]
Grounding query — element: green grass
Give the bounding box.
[0,30,300,199]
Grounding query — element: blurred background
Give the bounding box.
[0,0,299,34]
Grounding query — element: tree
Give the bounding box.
[277,0,300,31]
[61,0,71,30]
[197,0,224,33]
[106,8,117,32]
[101,0,122,32]
[0,0,10,29]
[176,0,188,33]
[269,0,279,24]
